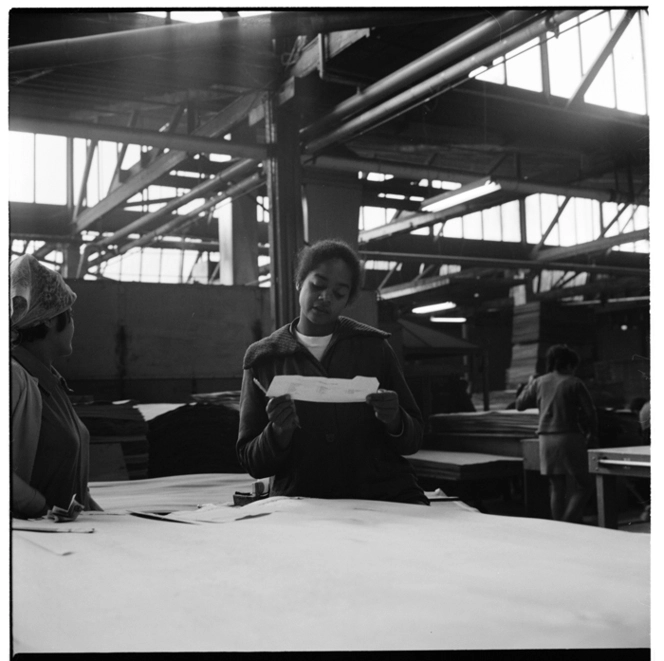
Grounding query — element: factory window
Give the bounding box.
[473,9,648,115]
[505,39,542,92]
[523,194,648,253]
[9,132,68,205]
[359,205,399,231]
[9,132,35,203]
[36,136,68,205]
[256,195,270,223]
[435,200,520,243]
[100,246,215,284]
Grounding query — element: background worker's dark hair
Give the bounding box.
[546,344,580,372]
[294,239,363,304]
[15,309,71,344]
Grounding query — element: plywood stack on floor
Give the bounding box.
[507,301,594,387]
[427,410,539,457]
[74,402,149,480]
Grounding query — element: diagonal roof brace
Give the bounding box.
[95,158,260,248]
[532,229,649,262]
[9,117,266,161]
[83,172,266,273]
[50,91,263,233]
[566,10,637,108]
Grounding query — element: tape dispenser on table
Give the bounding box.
[233,479,270,506]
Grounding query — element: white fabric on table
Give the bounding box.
[12,475,650,653]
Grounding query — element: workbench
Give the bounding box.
[11,473,650,653]
[588,446,651,528]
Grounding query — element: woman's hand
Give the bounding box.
[366,389,402,435]
[266,394,300,446]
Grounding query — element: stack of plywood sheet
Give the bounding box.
[507,302,594,387]
[74,401,149,480]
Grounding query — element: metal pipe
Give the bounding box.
[303,154,477,185]
[9,116,266,160]
[301,9,538,140]
[358,250,648,277]
[305,9,583,153]
[495,178,649,206]
[95,158,259,248]
[9,11,473,73]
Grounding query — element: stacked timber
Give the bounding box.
[74,401,149,480]
[427,410,539,457]
[507,302,594,387]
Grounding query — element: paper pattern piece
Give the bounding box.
[265,375,379,403]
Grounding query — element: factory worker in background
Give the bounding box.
[237,238,428,505]
[10,254,102,519]
[516,344,598,523]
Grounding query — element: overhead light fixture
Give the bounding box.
[421,177,502,213]
[412,301,456,314]
[430,316,467,323]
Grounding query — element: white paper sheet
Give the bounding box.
[265,375,379,403]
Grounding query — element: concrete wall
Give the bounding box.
[57,280,379,403]
[59,280,271,401]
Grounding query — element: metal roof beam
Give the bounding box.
[83,172,264,272]
[305,9,582,153]
[289,29,370,79]
[533,277,648,302]
[301,9,538,141]
[95,158,259,248]
[12,92,263,234]
[304,155,476,185]
[359,250,648,279]
[494,178,648,206]
[9,117,266,160]
[533,229,649,262]
[9,11,472,73]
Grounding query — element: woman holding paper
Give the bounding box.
[237,239,428,505]
[10,254,102,519]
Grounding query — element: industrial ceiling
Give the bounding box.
[8,9,649,320]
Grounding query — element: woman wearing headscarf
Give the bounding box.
[10,254,102,519]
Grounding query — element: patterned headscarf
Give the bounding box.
[10,255,77,342]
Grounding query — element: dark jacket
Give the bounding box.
[237,316,426,503]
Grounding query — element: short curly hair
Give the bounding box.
[545,344,579,372]
[294,239,363,304]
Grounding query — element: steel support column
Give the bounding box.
[264,95,304,329]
